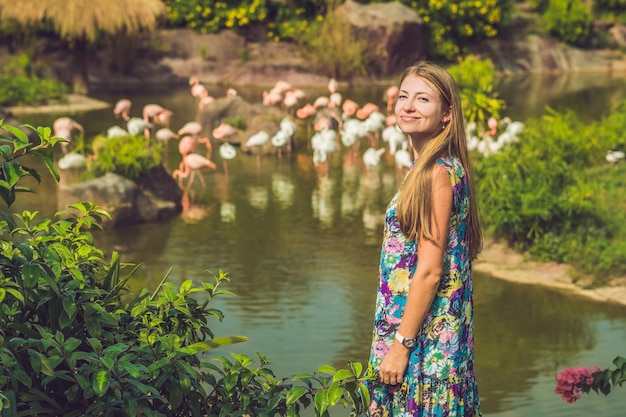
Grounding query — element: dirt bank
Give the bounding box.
[475,239,626,306]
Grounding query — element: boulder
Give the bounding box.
[58,166,182,228]
[335,0,426,78]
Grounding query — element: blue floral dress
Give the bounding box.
[365,155,480,417]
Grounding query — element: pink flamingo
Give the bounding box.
[172,153,217,189]
[53,117,84,155]
[296,103,317,138]
[178,121,212,158]
[356,102,380,120]
[178,136,196,157]
[189,77,208,99]
[328,78,338,94]
[385,85,399,113]
[113,98,132,120]
[143,104,173,127]
[342,99,359,119]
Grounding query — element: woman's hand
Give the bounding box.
[378,342,410,385]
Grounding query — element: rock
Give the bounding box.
[335,0,426,77]
[471,34,626,75]
[58,166,182,228]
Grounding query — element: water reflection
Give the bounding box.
[7,73,626,417]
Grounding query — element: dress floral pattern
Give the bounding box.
[365,155,480,417]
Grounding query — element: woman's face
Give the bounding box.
[394,74,449,140]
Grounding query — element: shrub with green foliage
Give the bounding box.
[163,0,269,33]
[543,0,593,46]
[0,75,67,107]
[473,104,626,284]
[400,0,511,60]
[297,8,370,79]
[87,135,162,181]
[594,0,626,23]
[0,120,373,416]
[447,56,505,134]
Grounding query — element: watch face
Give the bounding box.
[402,338,416,348]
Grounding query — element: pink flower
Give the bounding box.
[555,366,600,403]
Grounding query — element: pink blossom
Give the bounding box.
[555,366,599,403]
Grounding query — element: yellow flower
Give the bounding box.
[388,269,410,294]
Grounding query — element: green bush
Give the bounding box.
[447,56,505,133]
[400,0,512,60]
[0,120,373,416]
[474,104,626,284]
[543,0,593,46]
[163,0,269,33]
[0,75,67,107]
[297,8,370,79]
[87,135,162,181]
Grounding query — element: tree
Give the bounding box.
[0,0,166,95]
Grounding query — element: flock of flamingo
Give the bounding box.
[53,76,536,191]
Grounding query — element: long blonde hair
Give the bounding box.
[395,62,483,260]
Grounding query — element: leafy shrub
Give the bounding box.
[400,0,512,60]
[593,0,626,23]
[0,120,373,416]
[474,104,626,284]
[87,135,162,181]
[447,56,505,133]
[297,8,370,79]
[543,0,593,46]
[0,75,67,107]
[163,0,268,33]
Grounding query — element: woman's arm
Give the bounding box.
[378,164,453,385]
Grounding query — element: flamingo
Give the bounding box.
[143,104,172,125]
[341,99,359,119]
[356,102,380,120]
[245,130,270,171]
[328,78,338,94]
[126,117,152,138]
[155,127,179,158]
[172,153,217,189]
[385,85,399,113]
[107,125,129,139]
[362,147,386,171]
[58,152,88,170]
[219,142,237,175]
[53,117,84,155]
[271,129,292,158]
[606,150,625,165]
[179,121,211,157]
[212,122,241,141]
[178,135,196,157]
[394,145,412,179]
[113,98,132,120]
[189,76,208,99]
[382,125,408,156]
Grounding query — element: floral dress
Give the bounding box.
[365,155,480,417]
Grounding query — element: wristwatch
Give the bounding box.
[395,332,416,349]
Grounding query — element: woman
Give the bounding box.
[365,62,483,417]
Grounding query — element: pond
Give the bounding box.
[8,72,626,417]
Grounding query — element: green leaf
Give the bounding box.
[326,383,344,407]
[178,336,248,355]
[317,365,336,374]
[332,369,353,383]
[286,386,308,406]
[169,382,183,408]
[0,144,12,158]
[31,148,59,182]
[92,370,110,397]
[314,389,329,415]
